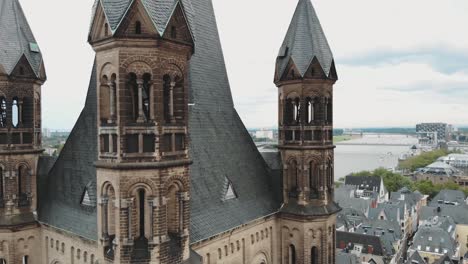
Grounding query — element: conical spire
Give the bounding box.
[0,0,45,78]
[276,0,335,80]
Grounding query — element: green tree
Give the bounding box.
[399,149,450,172]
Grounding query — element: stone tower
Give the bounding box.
[0,0,46,263]
[88,0,194,263]
[275,0,341,263]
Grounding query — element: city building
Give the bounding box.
[344,176,389,203]
[404,251,427,264]
[416,123,450,144]
[0,0,341,263]
[410,216,459,263]
[390,187,427,236]
[336,231,392,264]
[415,161,460,185]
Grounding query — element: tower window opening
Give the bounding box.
[127,73,138,121]
[163,75,171,124]
[19,67,24,75]
[12,98,19,127]
[18,165,30,206]
[289,244,296,264]
[0,98,7,127]
[313,98,320,121]
[22,255,28,264]
[311,246,318,264]
[138,189,146,238]
[310,162,318,198]
[135,21,142,34]
[142,73,151,121]
[289,160,298,196]
[306,97,314,123]
[285,98,294,125]
[104,23,109,36]
[293,98,300,124]
[0,167,3,203]
[327,98,333,123]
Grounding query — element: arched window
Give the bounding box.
[99,75,110,124]
[137,189,146,238]
[0,258,6,264]
[135,21,142,34]
[12,98,19,127]
[306,97,314,124]
[313,98,320,121]
[71,247,75,264]
[0,97,6,127]
[104,23,109,36]
[167,183,183,235]
[127,73,138,121]
[102,184,116,259]
[311,247,318,264]
[18,165,30,206]
[285,98,294,125]
[327,160,333,194]
[293,98,300,124]
[22,255,28,264]
[289,244,296,264]
[327,98,333,123]
[289,160,298,195]
[0,167,3,201]
[173,76,184,122]
[310,161,318,198]
[328,245,332,264]
[22,97,33,126]
[142,73,151,120]
[163,75,171,124]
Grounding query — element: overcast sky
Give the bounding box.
[19,0,468,129]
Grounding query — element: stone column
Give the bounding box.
[108,81,116,123]
[169,81,176,124]
[18,100,23,125]
[137,79,145,123]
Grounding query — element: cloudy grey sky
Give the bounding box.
[19,0,468,129]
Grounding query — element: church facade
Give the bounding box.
[0,0,340,263]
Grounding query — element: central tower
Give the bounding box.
[89,0,194,263]
[275,0,340,263]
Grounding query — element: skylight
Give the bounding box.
[29,43,40,53]
[222,176,237,201]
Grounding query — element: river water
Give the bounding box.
[334,134,418,180]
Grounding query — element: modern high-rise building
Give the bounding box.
[0,0,340,263]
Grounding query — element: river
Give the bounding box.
[334,134,418,180]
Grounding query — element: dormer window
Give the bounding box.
[135,21,142,34]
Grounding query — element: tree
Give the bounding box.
[398,149,450,172]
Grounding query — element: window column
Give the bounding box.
[169,81,176,123]
[101,195,109,239]
[136,79,145,123]
[108,81,116,123]
[18,99,23,126]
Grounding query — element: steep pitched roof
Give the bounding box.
[276,0,335,78]
[336,231,388,256]
[90,0,195,38]
[39,0,280,243]
[345,176,382,192]
[0,0,45,78]
[405,251,426,264]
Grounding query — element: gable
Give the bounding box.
[304,57,326,79]
[115,0,158,37]
[11,55,36,78]
[89,2,112,42]
[280,58,301,81]
[162,3,193,44]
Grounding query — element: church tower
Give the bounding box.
[88,0,195,263]
[275,0,341,263]
[0,0,46,262]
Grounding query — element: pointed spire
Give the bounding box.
[0,0,45,78]
[276,0,335,80]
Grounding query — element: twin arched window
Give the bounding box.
[288,160,298,195]
[311,247,318,264]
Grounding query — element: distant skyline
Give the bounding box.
[18,0,468,129]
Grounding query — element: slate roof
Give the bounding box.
[368,201,405,222]
[433,255,455,264]
[336,252,361,264]
[91,0,195,38]
[429,189,466,207]
[0,0,45,77]
[420,205,468,225]
[276,0,335,78]
[411,216,457,257]
[345,176,382,192]
[38,63,98,240]
[336,231,388,256]
[334,186,372,216]
[38,0,280,243]
[405,251,426,264]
